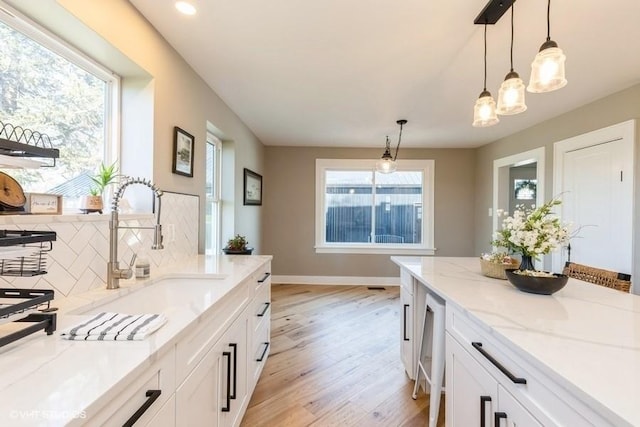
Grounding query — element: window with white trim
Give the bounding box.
[0,4,119,211]
[315,159,435,255]
[205,134,222,255]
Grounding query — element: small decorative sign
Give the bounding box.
[25,193,63,215]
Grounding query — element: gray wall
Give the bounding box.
[474,83,640,264]
[263,146,476,277]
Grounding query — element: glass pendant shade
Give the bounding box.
[472,90,499,127]
[376,146,396,173]
[527,41,566,93]
[497,71,527,115]
[376,157,397,174]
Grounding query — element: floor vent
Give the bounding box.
[367,286,386,291]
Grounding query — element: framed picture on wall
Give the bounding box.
[243,168,262,206]
[172,126,195,177]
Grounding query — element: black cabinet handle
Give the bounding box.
[258,272,271,283]
[256,342,270,362]
[494,412,507,426]
[480,395,491,427]
[257,302,271,317]
[222,351,231,412]
[472,342,527,384]
[229,343,238,400]
[122,389,161,427]
[403,304,410,341]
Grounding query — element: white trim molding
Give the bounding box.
[271,275,400,286]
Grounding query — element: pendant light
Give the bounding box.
[472,24,499,127]
[496,4,527,115]
[527,0,567,93]
[375,119,407,174]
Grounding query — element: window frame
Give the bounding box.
[205,133,222,255]
[315,159,435,255]
[0,1,120,208]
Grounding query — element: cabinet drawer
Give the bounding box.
[90,349,176,427]
[400,268,413,294]
[447,306,611,426]
[176,282,249,383]
[252,264,271,295]
[251,279,271,334]
[250,314,270,389]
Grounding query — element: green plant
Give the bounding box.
[226,234,248,251]
[90,161,119,195]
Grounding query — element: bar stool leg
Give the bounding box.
[428,296,446,427]
[411,300,429,399]
[411,292,445,427]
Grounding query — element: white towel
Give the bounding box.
[60,312,167,341]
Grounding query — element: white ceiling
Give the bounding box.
[129,0,640,148]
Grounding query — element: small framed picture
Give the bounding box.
[172,126,195,177]
[243,168,262,206]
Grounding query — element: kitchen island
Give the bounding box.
[392,256,640,426]
[0,254,272,426]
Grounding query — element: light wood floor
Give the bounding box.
[241,284,445,427]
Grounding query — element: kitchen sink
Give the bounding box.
[74,276,228,315]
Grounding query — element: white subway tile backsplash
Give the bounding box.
[0,192,198,298]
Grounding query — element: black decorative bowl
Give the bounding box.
[504,269,569,295]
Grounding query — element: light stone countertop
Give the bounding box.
[0,254,272,426]
[392,256,640,426]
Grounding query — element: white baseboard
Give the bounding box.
[271,275,400,286]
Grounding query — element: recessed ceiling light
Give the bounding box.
[175,1,196,15]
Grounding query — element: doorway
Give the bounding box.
[493,148,545,268]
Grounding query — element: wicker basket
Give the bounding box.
[480,257,519,280]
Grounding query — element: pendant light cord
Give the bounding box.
[546,0,551,41]
[393,122,404,161]
[483,23,488,91]
[509,5,514,72]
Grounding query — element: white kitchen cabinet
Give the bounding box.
[248,271,271,392]
[400,268,415,379]
[176,310,248,427]
[174,261,270,427]
[446,332,541,427]
[89,348,176,427]
[219,313,249,427]
[446,303,610,427]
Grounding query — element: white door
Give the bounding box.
[556,126,634,275]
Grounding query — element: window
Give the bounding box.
[0,6,119,212]
[205,134,222,255]
[315,159,435,255]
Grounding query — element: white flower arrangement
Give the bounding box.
[492,198,571,259]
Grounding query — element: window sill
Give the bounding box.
[0,212,153,226]
[315,245,436,256]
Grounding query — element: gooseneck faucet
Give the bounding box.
[107,177,164,290]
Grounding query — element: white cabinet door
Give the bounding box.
[219,314,249,427]
[496,385,542,427]
[175,339,223,426]
[446,333,498,427]
[176,313,249,427]
[145,394,176,427]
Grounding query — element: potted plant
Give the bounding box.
[79,161,119,214]
[223,234,253,255]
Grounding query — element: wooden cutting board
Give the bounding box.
[0,172,26,209]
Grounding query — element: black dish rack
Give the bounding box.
[0,230,56,276]
[0,230,57,348]
[0,288,57,348]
